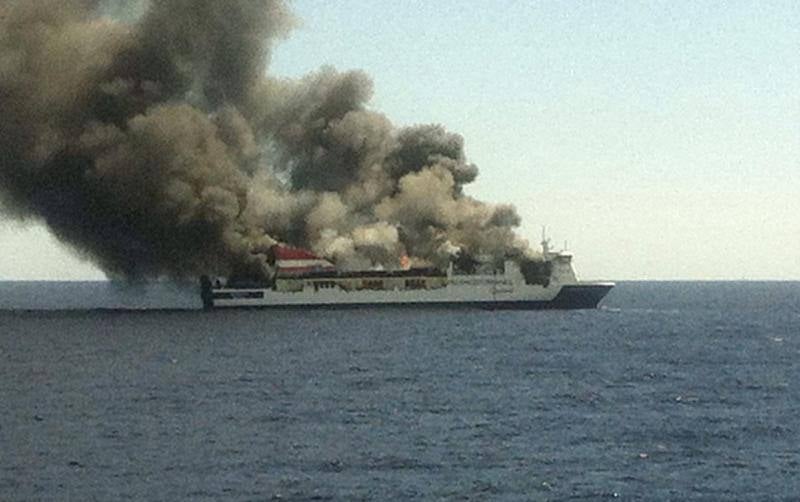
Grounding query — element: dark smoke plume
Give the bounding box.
[0,0,533,279]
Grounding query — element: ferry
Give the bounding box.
[200,235,613,310]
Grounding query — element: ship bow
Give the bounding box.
[550,282,614,309]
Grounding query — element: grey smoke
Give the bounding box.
[0,0,533,280]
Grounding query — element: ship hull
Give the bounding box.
[547,284,616,309]
[201,281,614,311]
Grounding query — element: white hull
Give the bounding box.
[205,277,614,310]
[201,242,614,310]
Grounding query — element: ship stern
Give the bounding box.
[199,275,214,311]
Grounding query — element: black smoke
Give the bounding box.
[0,0,532,279]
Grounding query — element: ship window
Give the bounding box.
[362,279,384,290]
[213,291,264,300]
[314,281,338,290]
[405,279,426,289]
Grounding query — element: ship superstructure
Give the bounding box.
[200,234,614,310]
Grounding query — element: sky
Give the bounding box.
[0,0,798,280]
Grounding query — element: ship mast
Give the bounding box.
[541,226,552,258]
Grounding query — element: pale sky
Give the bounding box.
[1,0,798,280]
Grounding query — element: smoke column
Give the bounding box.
[0,0,533,280]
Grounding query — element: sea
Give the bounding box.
[1,281,798,501]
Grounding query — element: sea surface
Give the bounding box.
[1,281,798,501]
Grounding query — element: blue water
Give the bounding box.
[1,282,798,500]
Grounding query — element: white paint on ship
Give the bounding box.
[211,257,599,308]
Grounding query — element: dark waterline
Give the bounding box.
[1,282,798,500]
